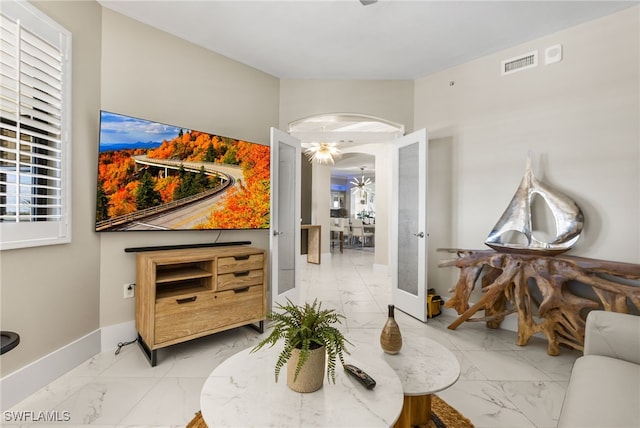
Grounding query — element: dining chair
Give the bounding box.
[351,218,374,248]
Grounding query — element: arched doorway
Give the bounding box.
[288,113,404,271]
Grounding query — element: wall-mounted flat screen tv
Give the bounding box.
[96,111,270,231]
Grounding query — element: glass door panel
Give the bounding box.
[398,142,419,297]
[392,129,428,321]
[270,128,301,310]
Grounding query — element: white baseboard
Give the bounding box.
[100,320,136,352]
[373,263,388,274]
[500,313,519,332]
[0,329,100,411]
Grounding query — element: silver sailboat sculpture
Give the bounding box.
[485,154,584,256]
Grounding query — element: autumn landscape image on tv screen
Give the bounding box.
[96,111,270,231]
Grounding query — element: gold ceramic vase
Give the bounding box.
[286,346,326,393]
[380,304,402,354]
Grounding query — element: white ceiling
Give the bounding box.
[331,152,375,180]
[98,0,636,180]
[99,0,636,80]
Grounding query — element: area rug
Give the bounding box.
[186,394,474,428]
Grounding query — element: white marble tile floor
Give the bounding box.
[4,248,579,427]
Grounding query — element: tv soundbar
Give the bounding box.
[124,241,252,253]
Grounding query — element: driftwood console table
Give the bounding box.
[438,249,640,355]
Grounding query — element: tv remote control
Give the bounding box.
[344,364,376,389]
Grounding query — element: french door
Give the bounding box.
[391,129,429,321]
[269,128,301,310]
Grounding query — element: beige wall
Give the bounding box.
[99,10,280,328]
[279,80,414,268]
[279,80,414,132]
[0,1,102,376]
[415,6,640,296]
[3,0,638,380]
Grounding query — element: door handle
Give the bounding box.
[273,231,284,236]
[413,232,425,238]
[176,296,197,304]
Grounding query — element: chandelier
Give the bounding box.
[304,142,341,165]
[350,167,372,204]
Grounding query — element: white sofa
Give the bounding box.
[557,310,640,428]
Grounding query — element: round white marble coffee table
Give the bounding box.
[349,331,461,428]
[200,344,404,427]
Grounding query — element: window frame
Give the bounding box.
[0,0,72,250]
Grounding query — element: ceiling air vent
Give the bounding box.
[501,50,538,76]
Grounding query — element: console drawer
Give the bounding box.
[217,253,264,274]
[154,285,264,344]
[212,285,265,327]
[217,269,264,291]
[155,291,216,344]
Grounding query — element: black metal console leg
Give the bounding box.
[247,320,264,334]
[137,334,157,367]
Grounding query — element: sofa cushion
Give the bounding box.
[558,355,640,427]
[585,311,640,364]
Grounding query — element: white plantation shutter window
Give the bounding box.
[0,0,71,250]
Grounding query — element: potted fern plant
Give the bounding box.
[251,298,352,393]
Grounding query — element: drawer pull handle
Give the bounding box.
[233,287,250,293]
[176,296,197,304]
[233,270,250,277]
[233,255,251,260]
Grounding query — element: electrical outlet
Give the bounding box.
[123,283,135,299]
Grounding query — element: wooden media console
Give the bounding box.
[135,245,267,366]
